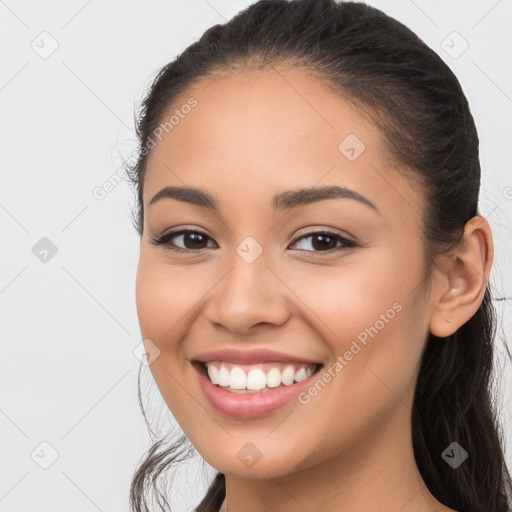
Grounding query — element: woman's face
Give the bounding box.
[135,66,435,478]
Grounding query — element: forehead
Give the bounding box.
[143,66,422,219]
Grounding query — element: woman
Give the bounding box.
[126,0,512,510]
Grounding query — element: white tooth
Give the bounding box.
[281,365,295,386]
[218,366,231,387]
[207,364,219,385]
[294,367,307,382]
[230,366,247,389]
[247,369,267,390]
[266,367,282,388]
[306,366,314,378]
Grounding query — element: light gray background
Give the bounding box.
[0,1,511,511]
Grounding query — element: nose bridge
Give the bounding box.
[207,234,289,333]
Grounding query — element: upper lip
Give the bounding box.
[192,348,322,366]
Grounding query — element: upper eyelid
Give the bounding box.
[293,226,354,241]
[161,227,351,240]
[160,223,352,238]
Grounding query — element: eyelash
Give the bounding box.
[149,228,359,254]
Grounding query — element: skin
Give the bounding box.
[135,65,494,512]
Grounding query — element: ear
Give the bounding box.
[429,216,494,338]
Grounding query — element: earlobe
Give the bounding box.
[428,216,494,338]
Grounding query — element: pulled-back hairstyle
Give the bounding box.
[126,1,512,510]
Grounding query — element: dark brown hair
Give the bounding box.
[126,1,512,510]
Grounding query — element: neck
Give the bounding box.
[222,406,452,512]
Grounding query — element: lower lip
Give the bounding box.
[193,362,321,419]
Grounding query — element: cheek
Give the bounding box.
[135,255,207,341]
[287,253,407,345]
[290,252,427,423]
[134,256,215,413]
[298,264,412,398]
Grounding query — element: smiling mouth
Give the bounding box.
[196,361,324,394]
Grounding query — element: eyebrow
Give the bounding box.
[149,184,378,213]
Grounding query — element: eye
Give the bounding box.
[151,228,358,254]
[149,229,216,252]
[289,230,358,253]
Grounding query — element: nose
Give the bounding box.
[204,254,291,336]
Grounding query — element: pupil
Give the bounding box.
[312,234,336,251]
[185,233,207,249]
